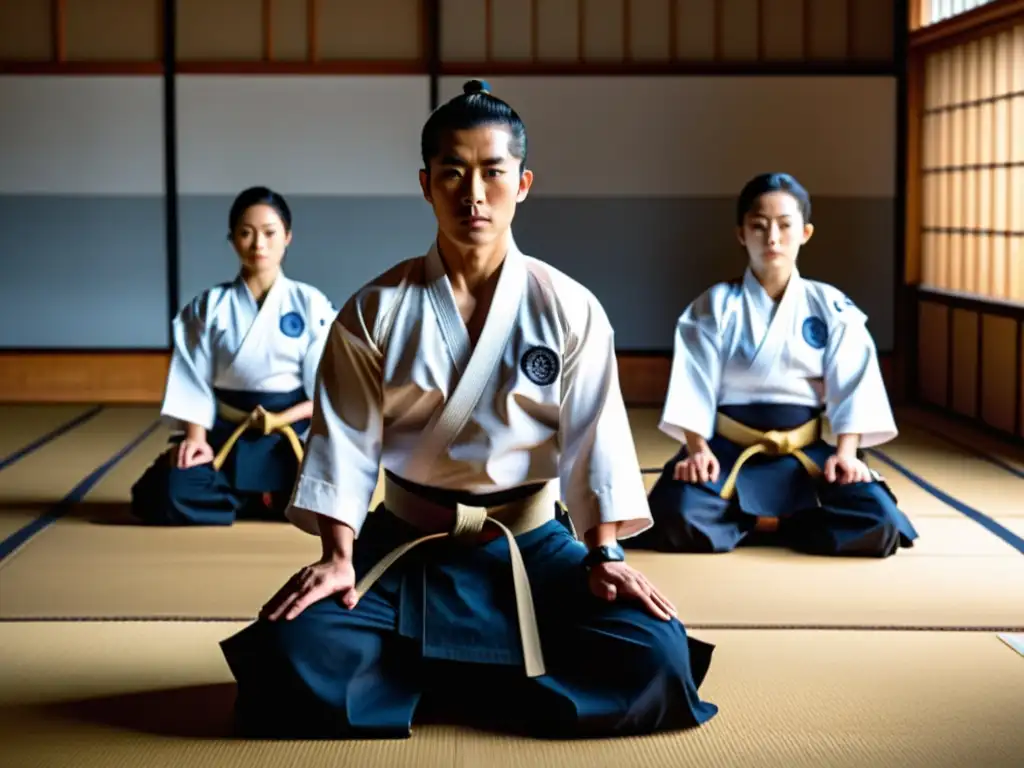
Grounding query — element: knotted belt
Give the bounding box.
[714,412,822,500]
[210,401,304,472]
[353,474,557,679]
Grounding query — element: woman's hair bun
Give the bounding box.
[462,79,491,95]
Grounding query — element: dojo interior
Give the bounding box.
[1,0,1023,766]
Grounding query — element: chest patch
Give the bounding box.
[280,311,305,338]
[802,316,828,350]
[521,345,560,386]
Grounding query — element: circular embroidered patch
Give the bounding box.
[280,311,305,338]
[802,316,828,350]
[520,346,560,386]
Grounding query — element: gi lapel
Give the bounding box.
[744,267,804,385]
[404,242,528,482]
[224,274,286,376]
[424,243,472,376]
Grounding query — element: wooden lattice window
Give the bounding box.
[920,22,1024,302]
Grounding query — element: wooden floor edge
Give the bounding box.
[0,350,896,407]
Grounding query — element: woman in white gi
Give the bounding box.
[130,186,336,526]
[629,172,918,557]
[219,81,718,739]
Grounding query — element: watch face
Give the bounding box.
[585,543,626,567]
[603,544,626,561]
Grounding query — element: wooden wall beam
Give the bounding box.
[307,0,318,62]
[905,53,924,286]
[668,0,678,59]
[577,0,586,61]
[262,0,273,61]
[891,0,914,405]
[530,0,539,60]
[52,0,66,62]
[484,0,493,61]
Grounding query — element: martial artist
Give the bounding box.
[628,172,918,557]
[219,80,718,740]
[130,186,337,526]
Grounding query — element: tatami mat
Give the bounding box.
[2,515,1023,628]
[872,423,1024,518]
[0,404,1021,765]
[0,511,39,544]
[899,406,1024,477]
[0,404,98,465]
[0,407,158,504]
[1,406,1022,629]
[0,621,1020,768]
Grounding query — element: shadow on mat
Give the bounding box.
[0,501,53,513]
[43,683,570,740]
[75,503,139,525]
[0,501,137,525]
[45,684,237,738]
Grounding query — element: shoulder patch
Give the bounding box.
[804,280,867,326]
[829,293,867,326]
[832,293,857,314]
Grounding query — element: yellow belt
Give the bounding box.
[210,401,304,472]
[354,475,557,679]
[714,412,822,500]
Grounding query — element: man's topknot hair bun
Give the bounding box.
[463,79,491,95]
[420,79,527,171]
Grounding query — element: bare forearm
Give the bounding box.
[835,433,860,459]
[184,423,207,442]
[279,400,315,425]
[683,428,710,454]
[584,522,621,548]
[317,514,355,563]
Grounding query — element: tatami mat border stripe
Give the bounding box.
[867,448,1024,555]
[0,419,162,564]
[0,405,103,472]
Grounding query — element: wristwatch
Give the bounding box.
[582,542,626,569]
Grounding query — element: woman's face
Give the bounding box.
[231,203,292,275]
[737,191,814,277]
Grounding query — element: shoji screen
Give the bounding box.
[920,23,1024,302]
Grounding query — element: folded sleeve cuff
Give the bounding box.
[567,484,653,542]
[285,476,373,538]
